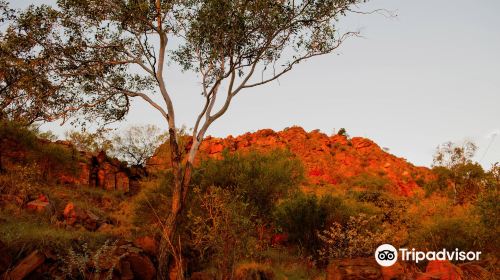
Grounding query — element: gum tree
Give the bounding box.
[2,0,372,273]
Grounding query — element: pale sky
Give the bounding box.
[11,0,500,168]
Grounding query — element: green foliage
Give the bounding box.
[273,194,330,253]
[184,186,255,278]
[65,129,114,153]
[59,240,121,280]
[194,149,304,216]
[0,120,79,177]
[476,189,500,228]
[0,120,38,149]
[475,190,500,254]
[337,128,348,137]
[110,124,168,167]
[0,214,111,254]
[433,141,477,168]
[35,142,80,178]
[317,214,393,260]
[347,173,390,190]
[132,173,173,231]
[430,141,488,203]
[424,166,452,195]
[409,214,485,253]
[0,163,41,196]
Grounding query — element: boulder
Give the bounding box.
[121,253,156,280]
[326,258,382,280]
[458,262,493,280]
[63,202,99,231]
[381,261,420,280]
[381,262,404,280]
[133,236,158,256]
[5,250,45,280]
[25,194,50,212]
[416,261,463,280]
[234,262,274,280]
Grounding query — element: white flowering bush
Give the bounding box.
[317,214,394,261]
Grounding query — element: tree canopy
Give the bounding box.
[1,0,371,274]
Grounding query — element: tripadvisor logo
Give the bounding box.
[374,244,482,267]
[375,244,398,267]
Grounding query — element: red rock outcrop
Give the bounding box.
[148,127,433,196]
[1,137,132,192]
[25,194,50,212]
[416,260,463,280]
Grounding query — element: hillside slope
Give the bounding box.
[148,127,433,196]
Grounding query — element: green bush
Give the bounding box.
[0,120,80,179]
[409,215,485,253]
[475,190,500,254]
[132,173,173,231]
[0,120,38,148]
[34,142,80,179]
[194,149,304,216]
[183,186,255,278]
[347,173,389,191]
[318,214,393,260]
[423,166,451,196]
[273,193,380,255]
[273,194,335,253]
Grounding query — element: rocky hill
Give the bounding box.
[148,126,433,196]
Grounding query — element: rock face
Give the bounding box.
[90,151,130,192]
[1,138,133,192]
[148,127,433,196]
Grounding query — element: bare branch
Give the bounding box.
[120,89,169,122]
[242,32,359,90]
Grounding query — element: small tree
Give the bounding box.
[111,124,167,167]
[65,129,114,153]
[432,141,486,203]
[3,0,374,274]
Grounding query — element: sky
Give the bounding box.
[11,0,500,168]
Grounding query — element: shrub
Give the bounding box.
[409,214,485,253]
[0,215,111,253]
[0,121,38,171]
[273,193,334,253]
[350,189,408,224]
[34,142,80,179]
[475,190,500,254]
[347,173,389,191]
[184,186,255,278]
[423,166,452,196]
[59,240,122,280]
[0,120,79,179]
[132,173,173,231]
[317,214,393,261]
[194,149,304,216]
[0,163,41,196]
